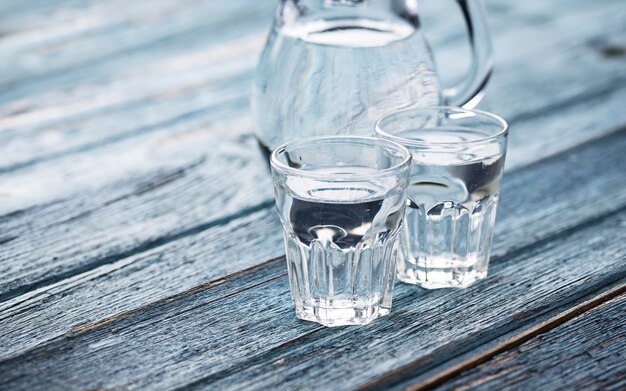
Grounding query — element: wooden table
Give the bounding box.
[1,1,625,389]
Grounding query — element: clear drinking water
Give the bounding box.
[271,137,410,326]
[253,16,440,155]
[284,174,404,324]
[376,107,509,289]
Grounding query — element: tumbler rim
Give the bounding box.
[270,135,412,181]
[375,106,509,148]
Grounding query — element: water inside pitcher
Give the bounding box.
[252,0,492,154]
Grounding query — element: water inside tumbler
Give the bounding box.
[396,126,505,288]
[278,166,406,325]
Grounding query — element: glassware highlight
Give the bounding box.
[253,0,493,155]
[375,106,508,289]
[271,136,411,326]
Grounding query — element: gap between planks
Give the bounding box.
[0,199,275,304]
[69,254,286,334]
[355,280,626,391]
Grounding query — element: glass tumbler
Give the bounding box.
[375,107,509,289]
[270,136,411,326]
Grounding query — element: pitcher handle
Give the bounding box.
[441,0,493,108]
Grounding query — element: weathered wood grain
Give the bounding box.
[1,0,623,175]
[1,118,625,358]
[0,135,275,300]
[0,193,624,390]
[434,294,626,391]
[2,83,623,300]
[365,276,626,390]
[0,206,283,357]
[0,0,273,92]
[0,0,606,109]
[0,0,625,388]
[2,120,625,354]
[1,1,624,308]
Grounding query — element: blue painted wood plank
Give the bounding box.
[0,0,625,364]
[0,0,623,175]
[433,294,626,391]
[0,128,623,359]
[0,191,624,390]
[0,1,624,388]
[0,135,276,299]
[0,0,274,90]
[1,1,624,305]
[0,126,624,361]
[1,84,624,308]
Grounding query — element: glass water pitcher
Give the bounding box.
[252,0,492,154]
